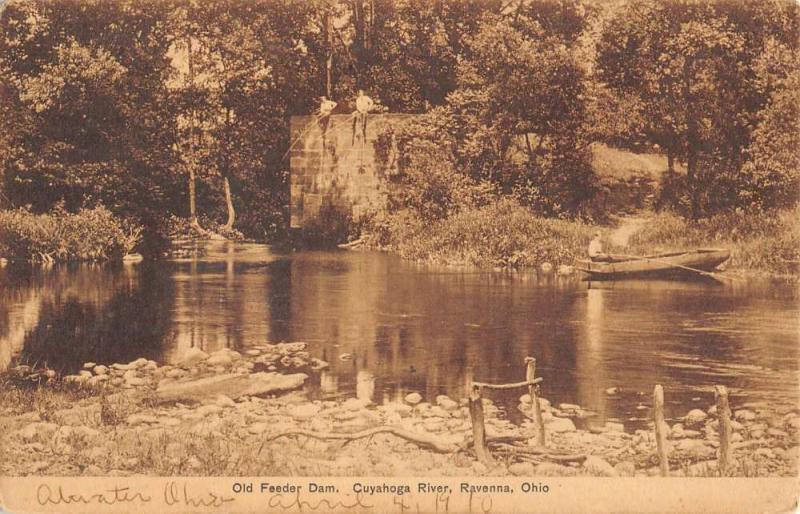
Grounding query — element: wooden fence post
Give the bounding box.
[525,357,546,446]
[715,385,732,475]
[653,385,669,477]
[469,384,494,465]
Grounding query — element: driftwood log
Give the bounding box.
[265,426,460,453]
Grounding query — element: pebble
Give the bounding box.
[684,409,708,425]
[177,348,209,367]
[206,353,233,367]
[436,395,459,411]
[508,462,535,476]
[583,456,617,477]
[290,403,321,420]
[404,392,422,405]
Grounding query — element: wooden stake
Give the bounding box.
[525,357,546,446]
[653,385,669,477]
[715,385,732,475]
[468,384,494,466]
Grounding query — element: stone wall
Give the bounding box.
[289,113,414,228]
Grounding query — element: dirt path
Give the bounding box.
[608,214,651,248]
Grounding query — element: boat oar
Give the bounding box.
[614,253,744,282]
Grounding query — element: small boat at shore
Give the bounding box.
[575,248,731,279]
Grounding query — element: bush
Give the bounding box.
[371,198,593,268]
[628,207,800,275]
[0,205,140,261]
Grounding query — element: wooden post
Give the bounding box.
[715,385,732,475]
[653,385,669,477]
[468,384,494,465]
[525,357,546,446]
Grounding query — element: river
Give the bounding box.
[1,240,797,427]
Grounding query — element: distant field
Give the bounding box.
[590,143,683,181]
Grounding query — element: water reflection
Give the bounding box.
[1,241,797,424]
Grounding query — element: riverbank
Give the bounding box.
[362,201,799,278]
[2,346,797,478]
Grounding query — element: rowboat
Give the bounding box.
[575,248,731,279]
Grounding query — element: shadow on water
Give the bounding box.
[1,242,797,426]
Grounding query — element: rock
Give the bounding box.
[290,403,321,420]
[404,392,422,405]
[786,417,800,430]
[519,394,531,404]
[583,456,617,477]
[767,428,788,438]
[244,349,262,357]
[559,403,580,412]
[206,353,233,367]
[166,368,186,379]
[435,395,459,411]
[215,395,236,408]
[83,362,97,370]
[129,358,149,369]
[707,405,717,416]
[428,406,449,418]
[547,417,576,432]
[87,375,110,388]
[540,262,553,272]
[684,409,708,425]
[731,432,743,443]
[734,409,756,422]
[29,461,49,474]
[177,347,209,367]
[156,372,307,402]
[18,422,58,442]
[125,377,147,387]
[614,461,636,477]
[605,387,619,395]
[123,370,138,381]
[750,430,765,439]
[310,358,329,371]
[388,403,413,417]
[508,462,535,476]
[78,370,93,379]
[423,418,445,432]
[339,353,353,361]
[93,365,109,375]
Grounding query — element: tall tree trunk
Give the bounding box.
[187,34,202,232]
[222,108,235,231]
[324,8,333,97]
[223,175,235,231]
[683,58,699,219]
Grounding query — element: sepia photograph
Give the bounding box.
[0,0,798,512]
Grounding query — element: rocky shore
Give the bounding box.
[1,344,798,477]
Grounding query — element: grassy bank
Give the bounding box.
[0,206,141,262]
[367,199,593,269]
[627,207,800,276]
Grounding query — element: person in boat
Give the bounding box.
[352,89,374,143]
[588,231,613,262]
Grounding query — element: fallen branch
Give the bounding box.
[492,443,587,463]
[265,426,460,454]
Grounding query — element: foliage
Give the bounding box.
[0,205,141,261]
[596,0,800,217]
[369,198,593,268]
[628,207,800,275]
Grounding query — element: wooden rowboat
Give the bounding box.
[575,248,731,278]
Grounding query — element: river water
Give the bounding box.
[1,241,797,427]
